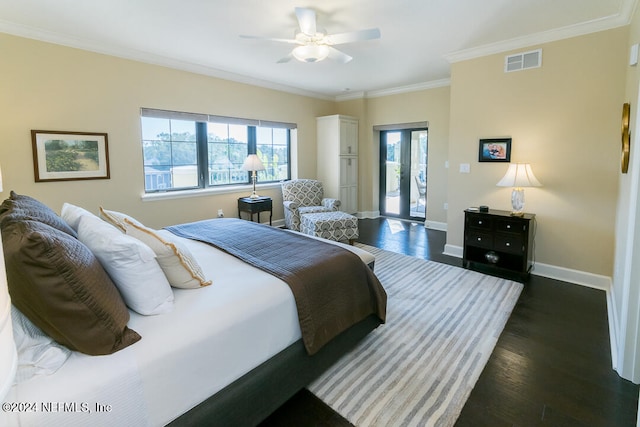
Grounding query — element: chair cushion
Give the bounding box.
[281,179,324,206]
[298,206,331,215]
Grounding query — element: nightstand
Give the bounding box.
[238,196,272,225]
[463,208,535,279]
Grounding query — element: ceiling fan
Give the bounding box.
[241,7,381,64]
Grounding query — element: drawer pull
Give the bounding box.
[506,225,511,229]
[477,237,482,241]
[505,242,511,247]
[478,221,483,225]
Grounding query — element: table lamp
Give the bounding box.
[496,163,541,216]
[242,154,265,199]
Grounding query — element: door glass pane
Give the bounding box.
[410,130,428,218]
[385,132,402,215]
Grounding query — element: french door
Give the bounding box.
[379,128,428,220]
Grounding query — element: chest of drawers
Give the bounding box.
[463,209,535,278]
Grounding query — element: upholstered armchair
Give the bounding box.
[281,179,340,231]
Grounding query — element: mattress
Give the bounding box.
[2,233,301,426]
[1,231,374,427]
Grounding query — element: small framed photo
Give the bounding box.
[478,138,511,162]
[31,130,110,182]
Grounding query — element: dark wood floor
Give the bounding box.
[262,217,639,426]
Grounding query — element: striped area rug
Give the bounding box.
[308,244,523,427]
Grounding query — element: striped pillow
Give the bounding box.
[122,218,211,289]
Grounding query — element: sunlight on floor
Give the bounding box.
[386,219,406,234]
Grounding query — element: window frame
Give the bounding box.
[140,108,294,194]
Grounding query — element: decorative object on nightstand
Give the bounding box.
[496,163,541,216]
[238,196,272,225]
[242,154,265,199]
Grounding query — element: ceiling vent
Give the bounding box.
[505,49,542,73]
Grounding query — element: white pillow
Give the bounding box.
[11,305,71,383]
[61,202,98,231]
[122,218,212,289]
[99,206,143,232]
[77,215,174,315]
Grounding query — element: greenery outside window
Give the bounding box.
[141,108,293,193]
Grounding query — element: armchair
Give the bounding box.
[281,179,340,231]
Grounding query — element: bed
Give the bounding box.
[0,192,386,426]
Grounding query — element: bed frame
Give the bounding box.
[170,314,381,426]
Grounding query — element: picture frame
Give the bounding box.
[31,130,110,182]
[478,138,511,162]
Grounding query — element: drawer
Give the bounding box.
[494,234,523,254]
[495,218,525,234]
[466,215,492,230]
[466,231,493,249]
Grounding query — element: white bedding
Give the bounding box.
[1,231,374,427]
[2,233,301,426]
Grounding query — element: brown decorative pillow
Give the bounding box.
[0,191,77,237]
[2,219,141,355]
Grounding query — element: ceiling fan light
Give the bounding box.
[292,44,329,62]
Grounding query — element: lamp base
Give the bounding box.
[249,192,260,199]
[510,188,525,216]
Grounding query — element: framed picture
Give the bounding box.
[478,138,511,162]
[31,130,110,182]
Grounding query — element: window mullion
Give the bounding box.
[196,122,208,187]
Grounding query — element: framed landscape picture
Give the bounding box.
[31,130,110,182]
[478,138,511,162]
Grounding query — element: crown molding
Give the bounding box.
[0,19,335,101]
[364,79,451,99]
[335,78,451,102]
[445,8,634,64]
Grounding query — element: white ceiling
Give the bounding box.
[0,0,635,99]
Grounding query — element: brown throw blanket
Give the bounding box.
[166,218,386,355]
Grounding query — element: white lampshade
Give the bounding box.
[241,154,265,172]
[242,155,265,199]
[496,163,541,188]
[496,163,541,216]
[0,234,17,402]
[292,44,330,63]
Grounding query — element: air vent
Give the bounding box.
[505,49,542,73]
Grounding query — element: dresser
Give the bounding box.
[463,209,535,278]
[316,115,358,214]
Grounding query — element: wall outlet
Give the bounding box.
[217,209,224,218]
[459,163,470,173]
[444,202,448,210]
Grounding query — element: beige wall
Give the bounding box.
[0,27,630,280]
[612,4,640,381]
[447,27,628,276]
[0,33,335,228]
[338,87,451,223]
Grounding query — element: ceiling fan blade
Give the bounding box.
[240,35,299,44]
[295,7,317,35]
[326,28,381,45]
[327,47,353,64]
[277,53,294,63]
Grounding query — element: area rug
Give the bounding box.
[308,244,523,427]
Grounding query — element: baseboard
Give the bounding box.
[443,244,463,258]
[531,262,611,291]
[443,244,613,291]
[607,285,620,372]
[270,218,286,228]
[357,211,380,219]
[425,221,447,231]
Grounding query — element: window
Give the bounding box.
[141,108,293,193]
